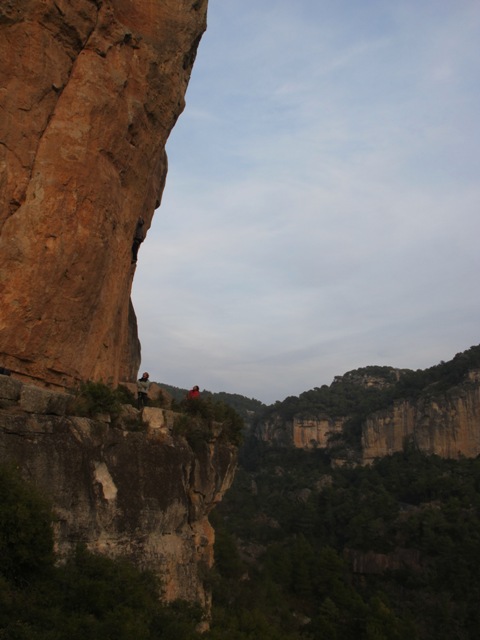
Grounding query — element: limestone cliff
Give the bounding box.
[0,0,207,388]
[256,414,345,450]
[361,374,480,464]
[292,416,345,449]
[0,374,237,610]
[253,369,480,463]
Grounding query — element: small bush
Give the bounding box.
[174,398,244,447]
[173,413,194,437]
[115,384,136,407]
[69,381,125,417]
[116,413,148,432]
[211,402,244,446]
[172,414,211,449]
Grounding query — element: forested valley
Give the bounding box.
[2,346,480,638]
[209,446,480,639]
[5,446,480,639]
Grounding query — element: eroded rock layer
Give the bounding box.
[0,0,207,387]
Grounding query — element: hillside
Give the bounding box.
[251,345,480,462]
[259,345,480,424]
[201,345,480,638]
[3,346,480,638]
[209,446,480,639]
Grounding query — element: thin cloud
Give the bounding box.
[132,1,480,403]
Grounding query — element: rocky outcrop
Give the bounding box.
[362,378,480,464]
[0,0,207,388]
[332,369,404,389]
[292,416,344,449]
[0,374,237,610]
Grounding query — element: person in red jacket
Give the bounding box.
[187,385,200,399]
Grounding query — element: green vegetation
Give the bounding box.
[67,381,149,431]
[205,446,480,639]
[6,445,480,639]
[4,346,480,638]
[173,396,244,447]
[159,383,266,423]
[0,465,204,640]
[68,381,246,446]
[0,465,54,583]
[69,380,135,417]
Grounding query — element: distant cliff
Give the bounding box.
[0,374,237,611]
[0,0,207,388]
[252,357,480,463]
[361,370,480,463]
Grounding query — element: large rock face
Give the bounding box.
[0,0,207,388]
[292,416,344,449]
[361,374,480,463]
[0,374,237,609]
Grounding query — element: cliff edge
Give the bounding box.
[0,373,237,610]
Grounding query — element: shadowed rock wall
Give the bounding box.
[0,374,237,609]
[0,0,207,387]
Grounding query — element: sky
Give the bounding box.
[131,0,480,405]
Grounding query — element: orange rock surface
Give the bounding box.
[0,0,207,388]
[361,381,480,463]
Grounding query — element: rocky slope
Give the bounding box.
[0,0,207,388]
[0,373,237,612]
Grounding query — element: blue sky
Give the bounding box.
[132,0,480,404]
